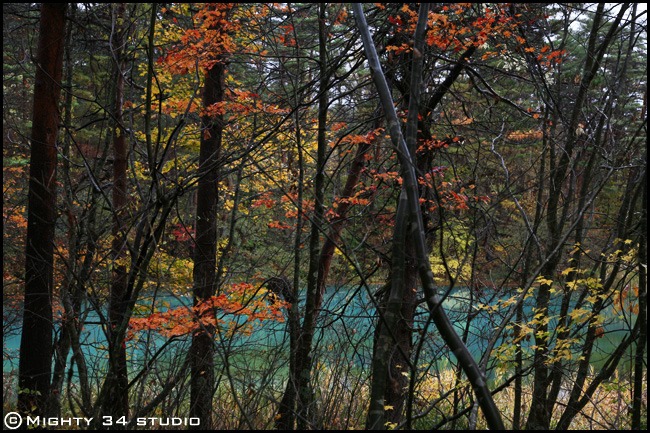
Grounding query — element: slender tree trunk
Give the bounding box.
[104,3,130,422]
[276,112,378,430]
[512,112,547,430]
[51,4,76,417]
[18,2,66,419]
[294,5,329,428]
[525,5,629,429]
[275,107,305,431]
[189,35,226,432]
[631,166,646,430]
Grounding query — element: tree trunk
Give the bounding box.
[190,32,226,431]
[631,166,646,430]
[51,4,76,417]
[367,214,418,430]
[354,4,505,430]
[275,105,305,431]
[293,5,329,428]
[104,3,130,422]
[525,5,629,428]
[275,116,378,430]
[367,5,430,429]
[18,2,66,419]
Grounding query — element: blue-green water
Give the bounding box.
[3,287,375,374]
[3,286,635,377]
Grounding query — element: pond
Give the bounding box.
[3,285,636,380]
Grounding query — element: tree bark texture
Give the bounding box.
[18,2,66,419]
[190,40,226,431]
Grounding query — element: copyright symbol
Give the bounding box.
[4,412,23,430]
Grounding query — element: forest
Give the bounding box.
[2,2,647,430]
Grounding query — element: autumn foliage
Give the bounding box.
[128,282,287,339]
[2,2,645,431]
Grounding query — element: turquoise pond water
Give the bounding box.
[3,286,635,376]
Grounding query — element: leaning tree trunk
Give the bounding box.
[354,4,505,430]
[18,2,66,420]
[366,4,429,429]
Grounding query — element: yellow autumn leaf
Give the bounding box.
[561,267,574,276]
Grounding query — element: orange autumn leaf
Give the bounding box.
[128,282,287,340]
